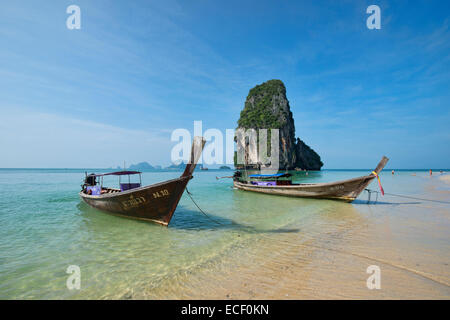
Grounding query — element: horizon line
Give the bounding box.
[0,167,448,171]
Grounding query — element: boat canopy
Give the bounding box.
[249,173,292,179]
[88,171,141,177]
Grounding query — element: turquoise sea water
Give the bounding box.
[0,169,449,299]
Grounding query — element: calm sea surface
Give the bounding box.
[0,169,449,299]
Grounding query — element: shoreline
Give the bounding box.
[136,173,450,299]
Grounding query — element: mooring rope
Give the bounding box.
[365,189,450,204]
[185,187,227,225]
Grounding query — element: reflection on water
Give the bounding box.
[0,169,449,299]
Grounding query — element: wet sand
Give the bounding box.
[440,174,450,184]
[136,174,450,299]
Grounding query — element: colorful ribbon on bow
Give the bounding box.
[372,171,384,195]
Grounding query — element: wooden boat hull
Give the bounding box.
[234,156,389,202]
[79,136,205,226]
[80,176,190,226]
[234,175,373,202]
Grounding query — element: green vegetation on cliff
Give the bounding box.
[238,80,289,129]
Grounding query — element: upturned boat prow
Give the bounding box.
[79,136,206,226]
[233,156,389,202]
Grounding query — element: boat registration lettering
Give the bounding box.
[153,189,169,199]
[121,195,147,210]
[330,185,344,191]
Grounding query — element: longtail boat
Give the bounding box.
[79,136,206,226]
[233,156,389,202]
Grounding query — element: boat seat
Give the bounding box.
[120,183,141,191]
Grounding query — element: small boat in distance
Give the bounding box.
[79,137,206,226]
[233,156,389,202]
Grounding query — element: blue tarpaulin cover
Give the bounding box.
[249,173,290,178]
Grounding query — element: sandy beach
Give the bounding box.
[134,172,450,300]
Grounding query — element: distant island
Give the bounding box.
[128,162,162,171]
[121,162,234,172]
[165,162,186,171]
[125,161,184,171]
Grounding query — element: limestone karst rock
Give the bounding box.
[235,79,323,170]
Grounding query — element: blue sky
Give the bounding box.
[0,0,449,169]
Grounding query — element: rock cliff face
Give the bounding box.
[236,79,323,170]
[295,138,323,170]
